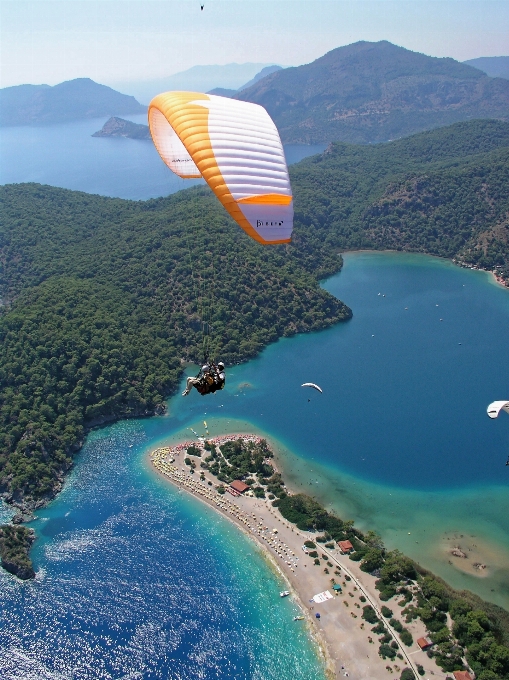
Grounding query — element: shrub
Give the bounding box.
[359,595,366,603]
[379,643,396,659]
[390,618,403,632]
[381,606,393,618]
[314,559,320,565]
[316,534,330,543]
[308,551,318,558]
[304,540,316,549]
[416,665,425,676]
[362,606,379,624]
[217,485,225,495]
[400,669,416,680]
[399,629,413,647]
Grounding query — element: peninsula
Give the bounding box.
[150,434,509,680]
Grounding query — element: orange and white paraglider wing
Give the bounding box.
[148,91,293,245]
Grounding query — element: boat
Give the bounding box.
[280,590,290,598]
[293,615,304,621]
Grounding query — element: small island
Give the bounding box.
[92,116,151,140]
[150,434,509,680]
[0,524,36,580]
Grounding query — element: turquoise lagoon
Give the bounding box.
[2,251,509,678]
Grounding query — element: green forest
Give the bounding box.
[291,119,509,277]
[1,118,509,510]
[0,183,350,503]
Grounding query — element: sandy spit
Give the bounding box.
[149,435,448,680]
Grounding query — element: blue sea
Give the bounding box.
[1,122,509,677]
[0,115,326,200]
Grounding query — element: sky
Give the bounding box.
[1,0,508,89]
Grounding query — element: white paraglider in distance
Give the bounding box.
[487,401,509,419]
[301,383,323,393]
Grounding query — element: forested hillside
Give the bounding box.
[0,184,350,506]
[238,41,509,144]
[291,119,509,278]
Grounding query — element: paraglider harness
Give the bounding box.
[195,358,226,396]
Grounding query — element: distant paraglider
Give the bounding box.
[487,401,509,419]
[487,401,509,466]
[148,92,293,244]
[301,383,323,393]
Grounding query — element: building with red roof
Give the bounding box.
[338,540,354,554]
[453,671,473,680]
[417,637,433,650]
[230,480,249,494]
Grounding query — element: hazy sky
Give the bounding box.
[1,0,508,88]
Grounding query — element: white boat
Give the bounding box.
[280,590,290,598]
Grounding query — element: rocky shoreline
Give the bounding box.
[0,524,36,580]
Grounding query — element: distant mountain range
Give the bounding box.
[110,63,281,105]
[207,65,283,98]
[237,41,509,144]
[0,78,145,127]
[463,56,509,81]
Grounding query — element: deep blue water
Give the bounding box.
[0,420,325,679]
[0,116,325,200]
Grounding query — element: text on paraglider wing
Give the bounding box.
[257,220,284,227]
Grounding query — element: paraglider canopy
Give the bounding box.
[487,401,509,418]
[301,383,323,393]
[148,91,293,245]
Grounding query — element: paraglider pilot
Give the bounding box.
[182,362,225,396]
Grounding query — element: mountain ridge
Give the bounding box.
[0,78,146,127]
[464,56,509,80]
[236,41,509,144]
